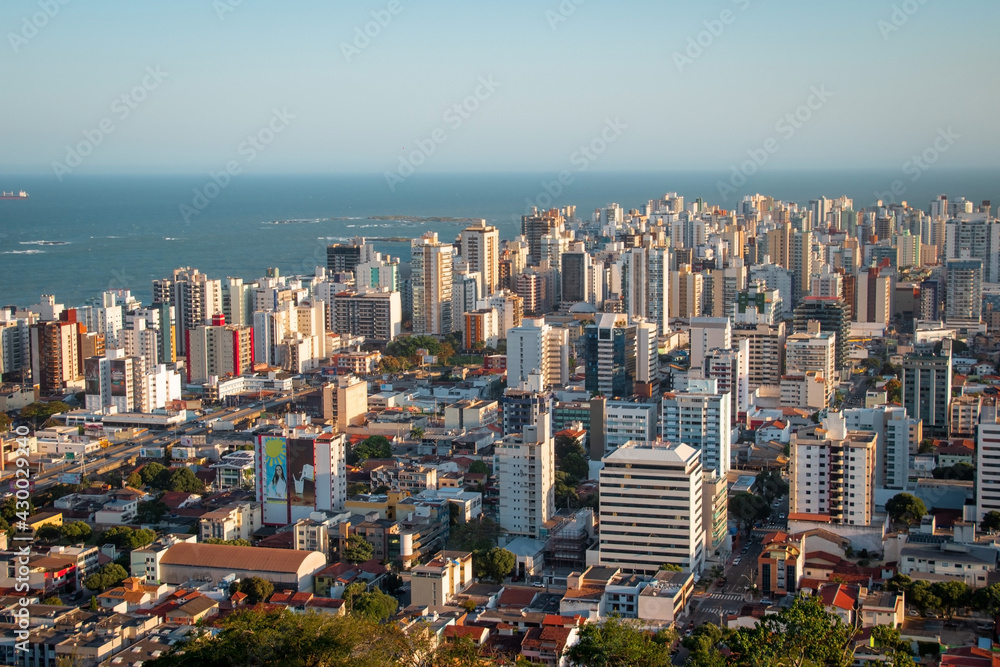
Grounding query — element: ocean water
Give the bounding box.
[1,169,998,308]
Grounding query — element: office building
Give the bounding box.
[584,313,636,398]
[599,441,705,573]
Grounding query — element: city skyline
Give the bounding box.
[2,0,999,176]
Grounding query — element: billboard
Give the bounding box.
[262,436,288,503]
[110,359,128,397]
[287,438,315,508]
[84,357,101,396]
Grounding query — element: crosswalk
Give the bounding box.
[706,593,743,601]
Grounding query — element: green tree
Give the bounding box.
[885,493,927,526]
[126,471,143,488]
[729,492,770,536]
[140,462,167,486]
[347,482,369,497]
[555,435,586,461]
[884,379,902,403]
[42,596,64,606]
[973,582,1000,616]
[682,622,724,663]
[0,413,11,433]
[982,511,1000,534]
[560,452,589,481]
[475,547,515,584]
[932,462,975,481]
[659,563,683,572]
[555,471,579,509]
[84,563,128,591]
[164,467,206,493]
[565,615,674,667]
[381,572,403,596]
[467,460,489,475]
[409,426,424,440]
[101,526,157,550]
[871,626,915,667]
[204,538,251,546]
[342,582,367,611]
[137,500,169,524]
[35,524,62,542]
[88,596,98,611]
[20,401,70,428]
[228,576,274,604]
[755,470,788,503]
[351,436,393,464]
[60,521,92,542]
[343,535,374,564]
[907,580,942,616]
[930,580,970,618]
[352,588,398,623]
[448,517,506,552]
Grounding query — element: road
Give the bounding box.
[23,389,313,491]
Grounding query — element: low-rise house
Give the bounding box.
[411,551,473,607]
[97,577,167,613]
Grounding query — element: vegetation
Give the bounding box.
[885,493,927,526]
[755,470,788,503]
[728,492,770,536]
[0,413,11,433]
[229,576,274,604]
[60,521,92,542]
[20,401,70,427]
[42,596,64,606]
[352,588,398,623]
[659,563,682,572]
[137,463,206,493]
[566,616,675,667]
[475,547,516,584]
[931,462,975,481]
[137,499,170,524]
[448,517,506,553]
[981,510,1000,533]
[385,335,457,367]
[349,436,393,464]
[203,538,251,546]
[343,535,374,564]
[467,460,489,475]
[100,526,157,550]
[84,563,128,591]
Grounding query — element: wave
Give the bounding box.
[1,249,44,255]
[164,237,181,241]
[20,240,69,246]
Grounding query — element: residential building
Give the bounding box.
[793,296,850,370]
[497,413,555,539]
[410,550,474,607]
[732,323,785,390]
[185,314,254,384]
[330,289,402,342]
[507,318,568,389]
[785,322,836,403]
[901,340,953,438]
[661,379,731,477]
[975,402,1000,522]
[459,221,500,297]
[411,232,454,335]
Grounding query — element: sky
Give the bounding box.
[2,0,999,175]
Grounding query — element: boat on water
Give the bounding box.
[0,191,28,199]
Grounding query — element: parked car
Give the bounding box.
[532,582,543,588]
[760,598,772,605]
[733,557,742,566]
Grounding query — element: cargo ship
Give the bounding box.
[0,191,28,199]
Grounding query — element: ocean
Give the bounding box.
[1,169,998,309]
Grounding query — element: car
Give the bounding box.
[978,623,994,631]
[778,514,785,520]
[907,609,919,617]
[532,582,544,588]
[760,598,772,605]
[926,612,939,619]
[733,557,742,566]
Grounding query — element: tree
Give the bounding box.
[973,582,1000,616]
[352,588,398,622]
[729,492,770,536]
[930,580,970,618]
[982,511,1000,534]
[343,535,374,564]
[84,563,128,591]
[907,580,942,616]
[555,471,579,509]
[164,467,206,493]
[42,596,64,606]
[0,413,11,433]
[932,462,975,481]
[755,470,788,503]
[555,435,586,461]
[448,517,506,552]
[409,426,424,440]
[347,482,369,497]
[204,538,251,546]
[682,623,724,664]
[101,526,156,550]
[382,572,403,596]
[140,462,167,486]
[342,582,367,611]
[351,436,393,464]
[60,521,92,542]
[871,626,915,667]
[88,596,98,611]
[467,460,489,475]
[885,493,927,526]
[565,615,674,667]
[560,452,589,481]
[229,576,274,604]
[137,500,169,524]
[659,563,683,572]
[20,401,70,428]
[884,379,902,403]
[475,547,515,584]
[36,524,62,542]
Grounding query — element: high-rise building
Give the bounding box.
[0,313,31,381]
[976,402,1000,522]
[599,441,705,573]
[501,386,553,437]
[789,413,876,526]
[222,277,254,328]
[661,378,731,477]
[944,218,1000,283]
[506,318,568,390]
[732,323,785,390]
[843,406,919,491]
[185,314,255,384]
[901,340,953,437]
[785,322,836,403]
[322,375,368,433]
[30,317,84,396]
[411,233,454,335]
[463,308,500,350]
[855,266,893,325]
[945,259,983,323]
[257,431,347,525]
[152,268,223,355]
[733,280,782,326]
[561,251,592,306]
[326,243,363,275]
[330,289,402,343]
[584,313,637,398]
[688,317,731,370]
[790,230,813,303]
[603,399,659,454]
[521,210,563,265]
[497,412,555,539]
[793,296,849,370]
[459,220,500,297]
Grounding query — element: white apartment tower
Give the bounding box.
[506,318,569,390]
[976,403,1000,522]
[496,412,555,539]
[411,233,454,335]
[661,379,732,477]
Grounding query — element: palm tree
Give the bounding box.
[410,426,425,440]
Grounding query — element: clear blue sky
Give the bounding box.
[2,0,998,174]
